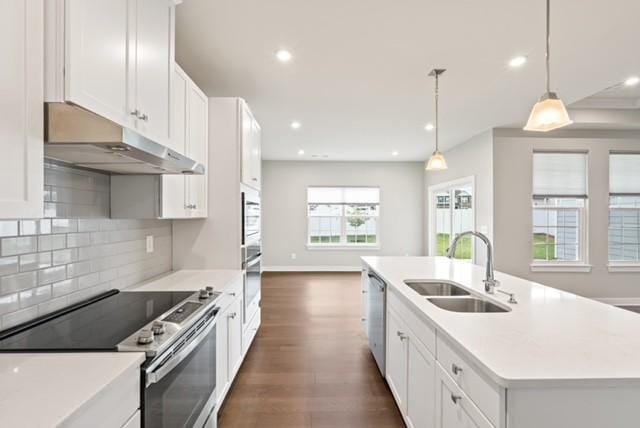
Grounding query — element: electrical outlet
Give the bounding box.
[290,253,296,260]
[146,235,154,253]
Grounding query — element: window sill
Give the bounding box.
[530,263,592,273]
[608,263,640,273]
[306,244,381,251]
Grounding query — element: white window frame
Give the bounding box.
[530,151,591,273]
[530,198,591,272]
[306,186,381,250]
[427,176,476,263]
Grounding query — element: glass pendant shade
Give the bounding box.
[426,150,448,171]
[523,92,573,132]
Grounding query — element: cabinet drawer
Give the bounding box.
[388,288,436,355]
[437,336,503,427]
[62,363,140,428]
[242,307,260,355]
[436,364,494,428]
[215,277,243,311]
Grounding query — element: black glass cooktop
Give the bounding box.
[0,290,193,352]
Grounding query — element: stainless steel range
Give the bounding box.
[0,287,222,428]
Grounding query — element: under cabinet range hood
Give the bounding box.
[44,103,205,175]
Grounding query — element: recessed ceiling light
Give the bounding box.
[276,49,292,62]
[425,123,435,131]
[624,76,640,86]
[297,149,305,155]
[291,121,301,129]
[509,55,527,68]
[391,151,399,157]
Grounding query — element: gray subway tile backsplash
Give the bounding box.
[0,161,172,330]
[1,237,38,256]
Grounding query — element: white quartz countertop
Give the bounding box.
[362,256,640,388]
[125,269,243,293]
[0,352,144,427]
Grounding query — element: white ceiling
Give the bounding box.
[175,0,640,161]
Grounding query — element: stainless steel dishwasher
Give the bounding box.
[366,270,386,375]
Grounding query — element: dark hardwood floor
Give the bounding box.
[218,272,404,428]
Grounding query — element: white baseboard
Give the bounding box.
[262,265,362,272]
[594,297,640,306]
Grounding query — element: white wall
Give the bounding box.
[424,130,494,266]
[493,129,640,299]
[262,161,424,270]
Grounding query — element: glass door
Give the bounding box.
[430,180,474,262]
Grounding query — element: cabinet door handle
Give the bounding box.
[228,312,237,319]
[451,363,463,375]
[361,317,366,321]
[396,331,407,341]
[138,112,149,121]
[451,394,462,405]
[130,109,140,116]
[228,292,236,297]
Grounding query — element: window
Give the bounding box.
[307,187,380,247]
[531,152,588,268]
[609,153,640,265]
[428,178,474,262]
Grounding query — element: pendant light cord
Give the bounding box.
[434,72,439,152]
[545,0,551,93]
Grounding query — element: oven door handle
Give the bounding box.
[145,315,217,387]
[246,255,261,268]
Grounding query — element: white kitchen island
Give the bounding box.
[362,256,640,428]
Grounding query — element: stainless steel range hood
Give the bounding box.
[44,103,204,175]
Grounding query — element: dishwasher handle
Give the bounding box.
[367,272,386,292]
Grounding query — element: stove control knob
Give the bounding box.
[206,286,214,296]
[137,329,154,345]
[151,321,166,335]
[199,289,209,299]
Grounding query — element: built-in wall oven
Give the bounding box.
[241,189,262,323]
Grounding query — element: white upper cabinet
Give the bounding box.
[186,81,209,217]
[0,0,44,219]
[112,64,208,219]
[130,0,173,144]
[46,0,174,145]
[240,101,261,190]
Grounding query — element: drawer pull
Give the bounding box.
[451,363,463,375]
[451,394,462,405]
[396,331,407,341]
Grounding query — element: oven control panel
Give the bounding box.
[162,301,203,324]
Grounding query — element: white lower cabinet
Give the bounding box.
[386,308,408,412]
[435,364,493,428]
[216,281,244,406]
[386,289,496,428]
[386,304,436,428]
[406,331,436,428]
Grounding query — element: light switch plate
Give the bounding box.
[146,235,154,253]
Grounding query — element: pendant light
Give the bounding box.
[523,0,573,132]
[426,68,448,171]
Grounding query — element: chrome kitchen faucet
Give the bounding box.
[447,231,500,294]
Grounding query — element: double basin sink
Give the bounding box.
[404,280,509,313]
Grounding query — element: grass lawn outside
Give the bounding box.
[309,235,377,244]
[437,233,472,260]
[533,233,556,260]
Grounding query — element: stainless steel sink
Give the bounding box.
[404,280,470,297]
[427,297,509,313]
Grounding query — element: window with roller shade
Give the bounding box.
[609,153,640,263]
[307,187,380,247]
[532,152,588,263]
